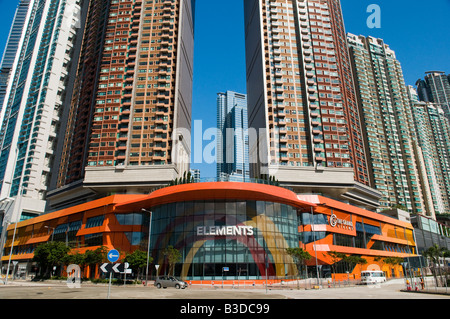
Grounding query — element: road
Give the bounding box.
[0,280,447,318]
[0,279,448,299]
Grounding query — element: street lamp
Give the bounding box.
[0,197,15,280]
[44,226,55,242]
[5,184,24,285]
[4,146,26,285]
[142,208,152,286]
[310,206,320,286]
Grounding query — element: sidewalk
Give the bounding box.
[401,277,450,296]
[401,286,450,296]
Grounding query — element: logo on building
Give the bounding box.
[329,214,354,230]
[197,225,254,236]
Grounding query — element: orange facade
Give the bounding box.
[2,183,416,280]
[298,195,416,280]
[2,195,145,268]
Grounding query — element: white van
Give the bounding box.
[361,271,386,284]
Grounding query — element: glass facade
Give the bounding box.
[216,91,249,182]
[147,200,299,280]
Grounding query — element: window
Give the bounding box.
[125,232,144,245]
[370,241,384,250]
[67,221,82,248]
[333,233,354,247]
[54,223,68,235]
[301,232,327,244]
[300,212,328,225]
[115,213,145,226]
[355,230,365,248]
[364,223,381,235]
[86,215,105,228]
[85,233,103,247]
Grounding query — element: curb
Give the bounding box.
[400,289,450,296]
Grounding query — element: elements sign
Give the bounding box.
[197,225,254,236]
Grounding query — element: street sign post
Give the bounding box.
[105,249,121,299]
[100,261,131,298]
[123,262,129,284]
[107,272,112,299]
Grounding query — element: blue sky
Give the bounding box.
[1,0,449,179]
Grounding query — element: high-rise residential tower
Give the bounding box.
[48,0,195,210]
[348,34,426,215]
[217,91,249,182]
[243,0,379,209]
[0,0,32,113]
[408,87,450,216]
[416,71,450,117]
[0,0,85,220]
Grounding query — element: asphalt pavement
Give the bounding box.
[0,278,448,299]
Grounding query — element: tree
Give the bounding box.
[124,249,153,280]
[286,247,312,286]
[84,246,107,278]
[423,244,448,286]
[383,257,404,278]
[169,171,195,186]
[326,251,346,280]
[259,174,279,186]
[443,248,450,285]
[63,252,87,278]
[341,255,367,279]
[33,242,70,277]
[162,245,182,276]
[354,256,368,276]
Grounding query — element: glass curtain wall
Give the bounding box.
[146,200,299,280]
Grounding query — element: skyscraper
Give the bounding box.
[217,91,249,182]
[189,168,200,183]
[409,87,450,216]
[0,0,31,113]
[243,0,379,209]
[348,34,426,214]
[416,71,450,117]
[48,0,195,210]
[0,0,85,219]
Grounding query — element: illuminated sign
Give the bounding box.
[197,226,254,236]
[329,214,354,230]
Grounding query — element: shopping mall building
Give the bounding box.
[1,182,417,282]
